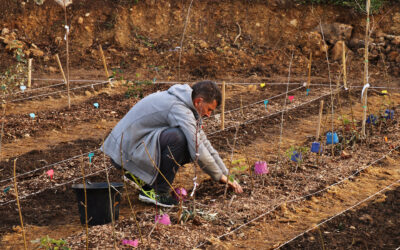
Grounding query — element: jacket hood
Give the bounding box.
[167,84,196,111]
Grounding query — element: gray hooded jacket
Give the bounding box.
[101,84,228,185]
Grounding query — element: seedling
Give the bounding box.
[366,114,377,125]
[124,80,152,98]
[286,146,309,172]
[384,109,394,120]
[31,235,70,250]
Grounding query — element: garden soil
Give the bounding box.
[0,0,400,249]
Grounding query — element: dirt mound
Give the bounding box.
[1,1,400,82]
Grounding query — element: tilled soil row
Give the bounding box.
[1,89,398,249]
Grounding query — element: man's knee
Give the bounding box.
[160,127,187,147]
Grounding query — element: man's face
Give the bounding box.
[194,98,217,118]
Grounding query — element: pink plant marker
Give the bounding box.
[46,169,54,179]
[155,214,171,225]
[254,161,269,175]
[288,96,294,102]
[173,187,188,201]
[122,239,139,247]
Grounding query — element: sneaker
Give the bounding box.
[124,171,145,190]
[138,189,178,208]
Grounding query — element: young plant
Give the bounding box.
[124,79,152,98]
[228,158,248,182]
[31,235,70,250]
[285,145,309,171]
[1,45,28,96]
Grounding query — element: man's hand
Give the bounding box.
[220,175,243,194]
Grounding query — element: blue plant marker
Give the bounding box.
[366,114,377,125]
[326,132,339,144]
[311,142,323,153]
[264,100,269,110]
[88,152,94,163]
[4,186,10,193]
[290,151,302,162]
[20,85,26,92]
[384,109,394,119]
[93,103,99,108]
[29,113,35,119]
[306,88,310,96]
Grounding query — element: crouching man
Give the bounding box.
[102,81,243,207]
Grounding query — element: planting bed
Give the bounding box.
[282,185,400,249]
[0,80,399,249]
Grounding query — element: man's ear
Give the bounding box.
[193,97,203,108]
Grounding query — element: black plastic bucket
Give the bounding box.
[72,182,123,226]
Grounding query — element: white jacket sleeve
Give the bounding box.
[167,104,225,181]
[199,129,228,176]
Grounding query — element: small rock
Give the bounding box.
[78,17,84,24]
[47,66,57,73]
[85,12,90,17]
[388,51,399,61]
[1,27,9,35]
[392,36,400,45]
[30,48,44,57]
[255,22,261,27]
[349,226,356,230]
[23,133,30,138]
[341,150,352,159]
[330,41,347,61]
[359,214,373,224]
[199,40,208,49]
[290,19,298,27]
[85,90,92,96]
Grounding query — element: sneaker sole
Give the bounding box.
[138,194,175,208]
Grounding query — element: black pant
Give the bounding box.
[152,127,191,193]
[113,127,191,193]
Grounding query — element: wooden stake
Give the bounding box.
[307,52,312,89]
[221,81,226,130]
[316,100,324,140]
[80,153,89,250]
[363,0,371,87]
[119,134,143,243]
[55,54,67,84]
[0,100,6,162]
[99,45,110,79]
[102,140,117,249]
[27,58,32,88]
[55,54,70,108]
[240,95,244,117]
[362,87,369,138]
[342,42,347,89]
[13,159,27,250]
[63,3,71,109]
[362,0,371,139]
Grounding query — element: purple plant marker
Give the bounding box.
[173,187,187,201]
[254,161,269,175]
[155,214,171,225]
[122,239,139,247]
